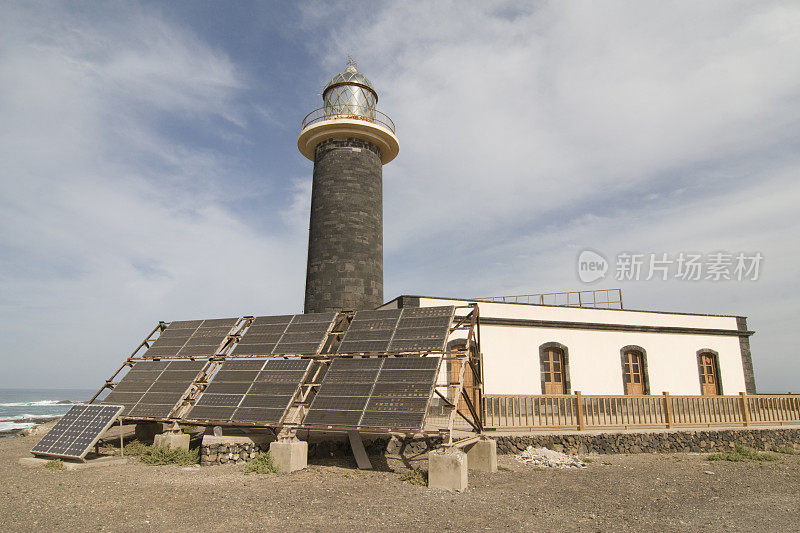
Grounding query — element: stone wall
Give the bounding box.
[495,427,800,455]
[200,434,441,465]
[304,137,384,313]
[199,427,800,465]
[201,440,268,466]
[308,435,442,459]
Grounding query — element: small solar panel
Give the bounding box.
[336,306,455,354]
[101,360,206,418]
[304,356,441,430]
[183,359,311,425]
[232,312,337,356]
[142,318,237,358]
[31,404,123,460]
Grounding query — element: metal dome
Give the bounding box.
[322,63,378,120]
[323,65,376,96]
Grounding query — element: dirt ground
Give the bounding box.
[3,432,799,532]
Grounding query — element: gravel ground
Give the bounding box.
[3,432,799,532]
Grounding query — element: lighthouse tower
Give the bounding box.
[298,62,399,313]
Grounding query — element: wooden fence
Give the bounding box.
[483,392,800,430]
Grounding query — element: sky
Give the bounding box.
[1,0,798,392]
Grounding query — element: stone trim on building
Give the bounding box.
[736,316,757,394]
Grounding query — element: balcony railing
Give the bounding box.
[301,107,396,133]
[483,392,800,430]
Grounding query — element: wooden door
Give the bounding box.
[542,348,566,394]
[623,350,645,395]
[449,351,477,415]
[699,352,720,396]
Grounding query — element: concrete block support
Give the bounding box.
[465,438,497,473]
[428,449,468,491]
[20,456,128,470]
[153,432,190,451]
[269,439,308,473]
[134,422,164,444]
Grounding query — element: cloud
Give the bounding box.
[301,1,800,391]
[2,1,798,394]
[0,3,305,387]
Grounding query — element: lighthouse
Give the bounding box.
[298,62,399,313]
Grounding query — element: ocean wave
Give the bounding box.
[0,421,37,432]
[0,400,77,407]
[0,414,62,423]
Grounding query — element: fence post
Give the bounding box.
[575,391,585,431]
[740,392,751,427]
[663,391,673,429]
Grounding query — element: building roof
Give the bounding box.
[382,294,746,320]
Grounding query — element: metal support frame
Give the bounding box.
[85,306,485,447]
[87,321,167,404]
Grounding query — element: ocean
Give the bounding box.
[0,388,96,437]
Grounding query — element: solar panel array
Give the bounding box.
[336,306,455,354]
[31,404,123,460]
[231,312,338,356]
[102,360,206,418]
[304,357,441,430]
[143,318,238,358]
[185,359,311,424]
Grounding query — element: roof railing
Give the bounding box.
[473,288,623,309]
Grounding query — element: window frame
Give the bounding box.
[539,342,571,395]
[696,349,723,395]
[619,345,650,395]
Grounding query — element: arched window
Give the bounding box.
[539,343,571,395]
[697,349,722,396]
[620,346,650,395]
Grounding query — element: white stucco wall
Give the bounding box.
[395,297,748,396]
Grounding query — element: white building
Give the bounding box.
[380,294,755,397]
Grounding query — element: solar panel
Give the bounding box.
[231,313,337,356]
[142,318,238,358]
[303,356,441,430]
[183,359,311,425]
[336,306,455,354]
[31,404,123,460]
[101,360,206,419]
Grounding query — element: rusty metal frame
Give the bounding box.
[86,306,484,444]
[87,321,167,404]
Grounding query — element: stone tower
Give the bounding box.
[298,63,399,313]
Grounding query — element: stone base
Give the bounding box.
[153,432,190,451]
[428,449,468,491]
[20,455,128,470]
[307,433,440,459]
[134,422,164,444]
[269,439,308,473]
[200,435,272,465]
[465,438,497,472]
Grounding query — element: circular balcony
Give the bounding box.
[301,107,395,133]
[298,107,399,165]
